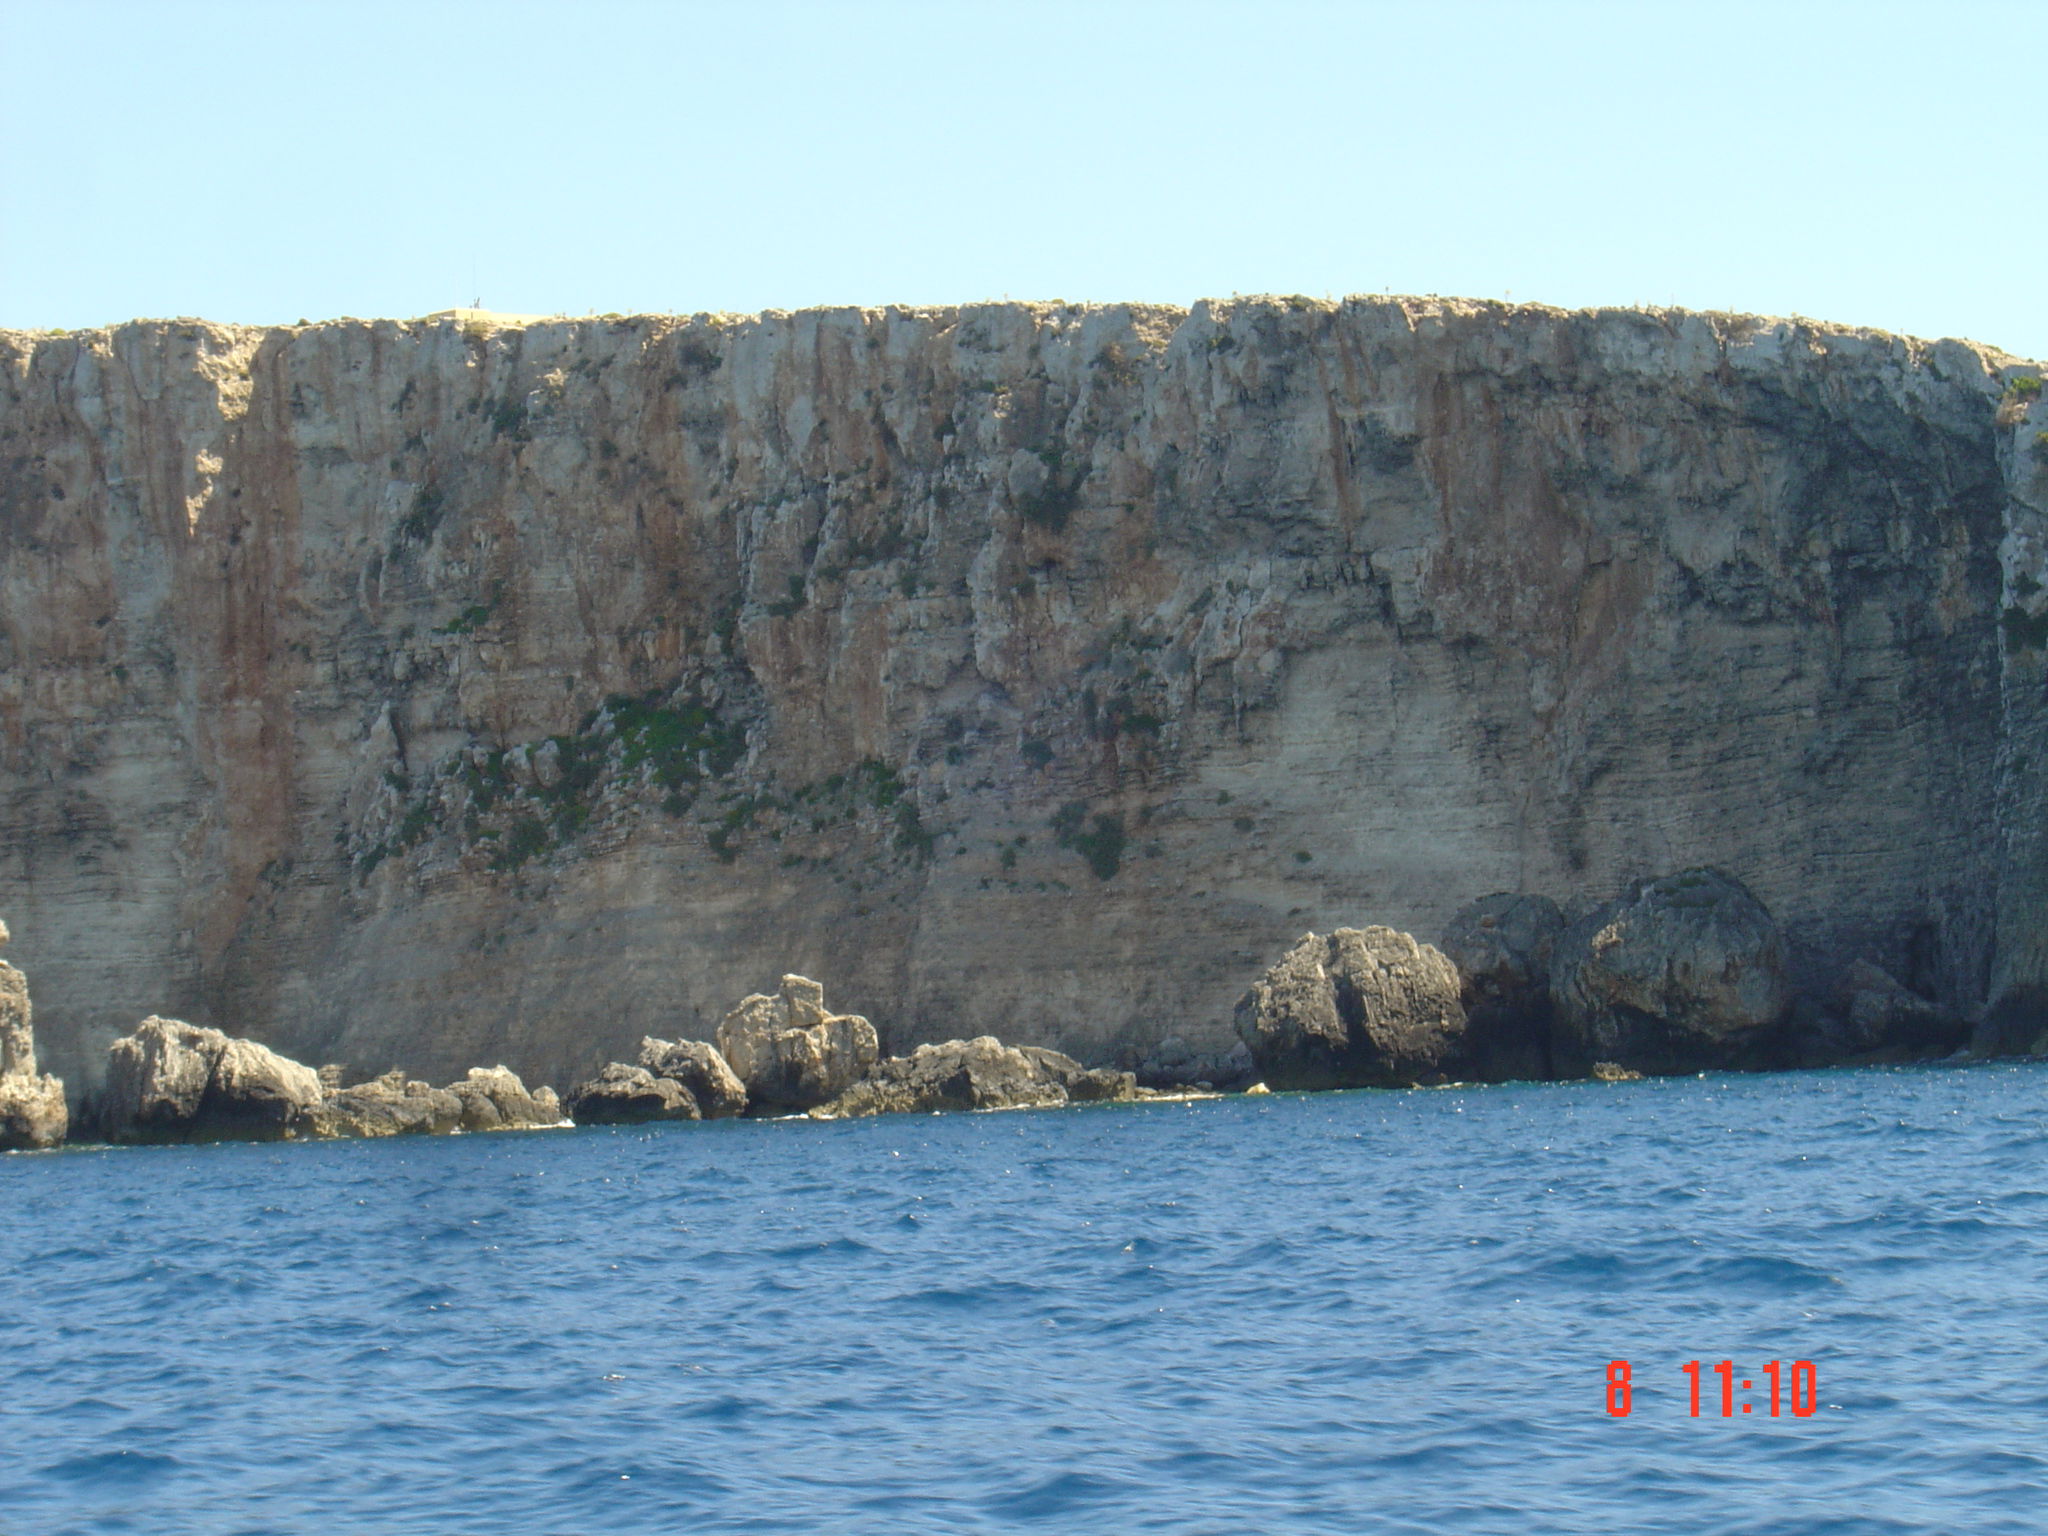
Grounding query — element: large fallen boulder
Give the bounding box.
[1234,926,1468,1090]
[715,974,879,1111]
[564,1063,701,1124]
[98,1016,324,1143]
[819,1037,1136,1118]
[637,1037,748,1118]
[1549,868,1792,1076]
[0,920,67,1150]
[1439,893,1566,1081]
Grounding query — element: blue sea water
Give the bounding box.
[4,1063,2047,1535]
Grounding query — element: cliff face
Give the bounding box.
[2,297,2043,1096]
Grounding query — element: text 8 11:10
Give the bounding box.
[1603,1359,1817,1417]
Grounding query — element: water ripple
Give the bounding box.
[1,1063,2042,1532]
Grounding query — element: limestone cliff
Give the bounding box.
[2,297,2043,1097]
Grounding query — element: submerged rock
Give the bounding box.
[1440,893,1565,1081]
[819,1036,1136,1118]
[715,974,879,1111]
[637,1036,748,1118]
[0,922,66,1149]
[98,1016,324,1143]
[564,1063,701,1124]
[1549,868,1791,1076]
[1234,926,1467,1090]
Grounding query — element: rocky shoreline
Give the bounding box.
[0,865,1996,1153]
[1235,866,1972,1098]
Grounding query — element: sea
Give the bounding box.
[4,1062,2045,1535]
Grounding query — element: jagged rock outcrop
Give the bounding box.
[1549,869,1792,1076]
[637,1037,748,1118]
[443,1066,562,1131]
[307,1071,465,1137]
[299,1066,564,1138]
[0,1061,65,1150]
[1016,1045,1139,1104]
[97,1016,325,1143]
[1234,927,1467,1090]
[1440,894,1566,1081]
[819,1036,1136,1118]
[2,301,2042,1094]
[97,1018,561,1142]
[563,1063,701,1124]
[0,920,66,1149]
[715,975,879,1111]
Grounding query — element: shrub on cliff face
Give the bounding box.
[609,692,747,787]
[359,686,753,880]
[494,816,550,870]
[1015,446,1081,532]
[892,800,934,859]
[1996,376,2041,429]
[2003,606,2048,651]
[393,483,445,544]
[1092,342,1140,388]
[1051,801,1125,881]
[487,397,530,441]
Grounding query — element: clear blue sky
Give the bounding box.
[4,0,2043,358]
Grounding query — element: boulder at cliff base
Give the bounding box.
[1234,926,1467,1090]
[1549,868,1791,1077]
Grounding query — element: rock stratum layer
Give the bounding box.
[3,297,2045,1098]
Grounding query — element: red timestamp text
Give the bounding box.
[1604,1359,1817,1418]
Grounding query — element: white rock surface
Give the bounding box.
[715,974,879,1110]
[0,923,66,1148]
[98,1015,324,1142]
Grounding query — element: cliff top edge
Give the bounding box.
[0,295,2038,371]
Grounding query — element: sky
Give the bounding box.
[3,0,2043,358]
